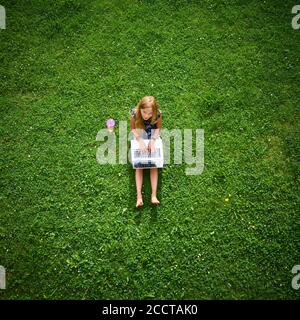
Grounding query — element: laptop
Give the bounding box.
[130,137,164,169]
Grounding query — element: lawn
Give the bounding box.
[0,0,299,299]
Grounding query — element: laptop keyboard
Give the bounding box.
[133,149,161,158]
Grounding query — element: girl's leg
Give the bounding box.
[150,168,160,204]
[135,168,144,207]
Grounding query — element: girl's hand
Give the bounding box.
[138,140,148,154]
[148,139,156,154]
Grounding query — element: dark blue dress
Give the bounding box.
[130,108,161,139]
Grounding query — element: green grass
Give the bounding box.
[0,0,299,299]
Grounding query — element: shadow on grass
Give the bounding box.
[127,165,162,224]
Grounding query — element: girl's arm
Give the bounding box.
[130,116,142,141]
[151,113,162,140]
[130,115,148,153]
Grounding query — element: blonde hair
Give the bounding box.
[135,96,159,129]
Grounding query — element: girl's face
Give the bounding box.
[141,107,153,120]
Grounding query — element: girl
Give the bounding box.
[129,96,162,208]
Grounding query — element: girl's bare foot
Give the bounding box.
[151,195,160,205]
[136,198,143,208]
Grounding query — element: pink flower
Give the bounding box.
[106,118,115,129]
